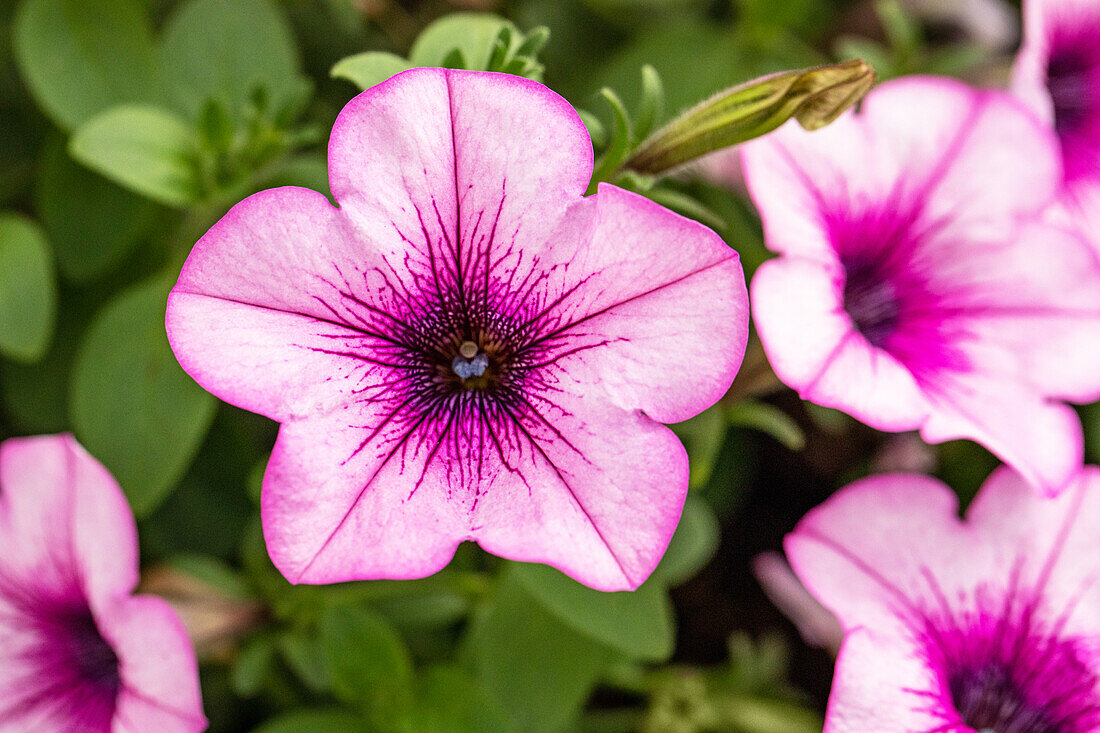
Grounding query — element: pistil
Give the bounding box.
[452,341,490,381]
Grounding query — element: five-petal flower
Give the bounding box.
[0,434,205,733]
[166,68,748,592]
[742,75,1100,495]
[786,468,1100,732]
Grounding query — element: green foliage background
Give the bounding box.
[0,0,1039,730]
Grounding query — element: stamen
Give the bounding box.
[452,352,489,380]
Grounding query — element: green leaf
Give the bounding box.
[588,87,633,192]
[160,0,303,121]
[258,155,332,200]
[232,634,277,698]
[168,553,253,599]
[12,0,161,129]
[515,26,551,59]
[726,401,806,451]
[671,404,728,489]
[461,573,615,733]
[510,562,674,661]
[0,321,74,434]
[634,64,665,142]
[69,106,200,208]
[330,51,412,91]
[371,591,469,632]
[440,48,469,70]
[197,99,234,152]
[251,709,364,733]
[711,695,823,733]
[35,137,157,282]
[319,606,413,721]
[924,43,989,77]
[277,627,329,693]
[578,109,608,149]
[70,275,216,516]
[833,37,895,80]
[409,13,517,70]
[653,496,720,587]
[486,27,513,72]
[0,214,56,362]
[803,402,853,434]
[876,0,921,56]
[405,666,510,733]
[641,187,727,231]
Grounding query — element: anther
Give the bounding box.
[452,353,489,380]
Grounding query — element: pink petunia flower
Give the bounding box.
[166,68,748,592]
[785,468,1100,732]
[0,434,205,732]
[742,75,1100,495]
[1013,0,1100,198]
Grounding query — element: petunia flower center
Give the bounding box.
[923,595,1100,733]
[452,340,490,380]
[66,609,122,700]
[435,333,513,394]
[13,595,124,729]
[1043,27,1100,184]
[1046,46,1096,141]
[950,663,1059,733]
[841,256,900,348]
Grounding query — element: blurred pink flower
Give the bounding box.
[1014,0,1100,198]
[166,68,748,592]
[0,434,205,733]
[742,76,1100,495]
[786,468,1100,732]
[1013,0,1100,257]
[787,468,1100,730]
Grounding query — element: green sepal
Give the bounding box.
[623,59,875,175]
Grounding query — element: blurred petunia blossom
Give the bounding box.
[785,468,1100,732]
[166,68,748,592]
[742,75,1100,495]
[1014,0,1100,200]
[1013,0,1100,256]
[0,434,205,733]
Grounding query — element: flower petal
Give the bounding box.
[788,467,1100,639]
[1014,0,1100,122]
[964,466,1100,636]
[533,184,747,424]
[0,434,138,607]
[1014,0,1100,191]
[105,596,206,733]
[167,187,400,421]
[0,436,202,732]
[262,374,687,591]
[953,220,1100,402]
[750,258,929,431]
[824,630,950,733]
[472,377,689,591]
[328,68,592,299]
[261,412,468,584]
[743,77,1060,261]
[785,473,974,635]
[858,77,1060,236]
[921,374,1083,496]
